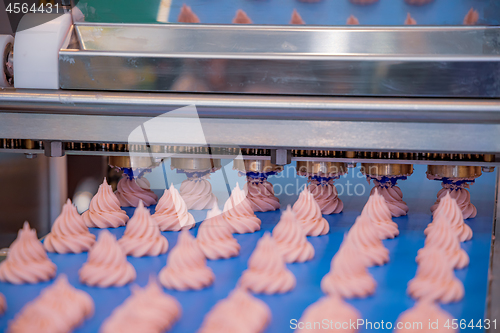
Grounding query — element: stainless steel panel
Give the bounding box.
[2,110,500,153]
[59,24,500,97]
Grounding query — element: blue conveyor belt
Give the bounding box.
[0,164,495,332]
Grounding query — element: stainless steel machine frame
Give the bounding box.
[59,23,500,97]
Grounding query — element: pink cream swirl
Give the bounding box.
[395,299,456,333]
[44,199,96,254]
[272,206,314,263]
[0,222,56,284]
[321,238,377,298]
[82,178,129,228]
[370,184,408,217]
[198,288,271,333]
[101,277,181,333]
[79,230,136,288]
[426,192,472,242]
[8,274,94,333]
[239,232,296,294]
[307,179,343,215]
[180,179,218,210]
[292,188,329,236]
[244,179,280,212]
[290,9,305,25]
[298,294,361,333]
[362,188,399,240]
[178,4,200,23]
[36,275,94,329]
[197,204,240,260]
[115,176,158,208]
[417,214,469,269]
[346,214,389,266]
[464,8,479,25]
[118,201,168,257]
[431,186,477,219]
[233,9,252,24]
[405,13,417,25]
[223,183,261,233]
[152,185,195,231]
[407,250,464,303]
[0,293,5,316]
[159,229,215,291]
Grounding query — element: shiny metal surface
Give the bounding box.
[233,159,283,174]
[427,165,482,179]
[361,163,414,177]
[295,161,347,176]
[59,24,500,97]
[2,111,500,153]
[170,157,221,170]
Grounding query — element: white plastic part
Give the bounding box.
[0,34,14,87]
[14,13,72,89]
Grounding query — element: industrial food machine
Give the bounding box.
[0,0,499,331]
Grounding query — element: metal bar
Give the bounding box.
[2,89,500,123]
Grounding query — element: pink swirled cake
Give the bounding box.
[431,185,477,219]
[298,294,361,333]
[198,288,271,333]
[272,206,314,263]
[44,199,96,254]
[233,9,252,24]
[8,274,93,333]
[346,214,389,266]
[118,201,168,257]
[115,176,158,208]
[405,13,417,25]
[0,222,56,284]
[292,188,329,236]
[395,299,456,333]
[83,178,129,228]
[417,214,469,269]
[101,277,181,333]
[307,179,343,215]
[159,229,214,291]
[180,179,218,210]
[347,15,360,25]
[223,183,261,233]
[290,9,305,25]
[0,293,6,316]
[426,192,472,242]
[321,238,376,298]
[370,183,408,217]
[407,250,464,303]
[361,188,399,240]
[178,4,200,23]
[239,232,296,294]
[463,8,479,25]
[79,230,136,287]
[153,184,195,231]
[197,203,240,260]
[244,179,280,212]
